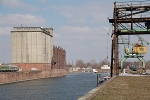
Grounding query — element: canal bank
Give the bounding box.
[79,75,150,100]
[0,69,67,85]
[78,76,115,100]
[92,76,150,100]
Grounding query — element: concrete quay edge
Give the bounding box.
[78,76,115,100]
[0,74,67,85]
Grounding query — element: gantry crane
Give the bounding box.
[120,35,149,73]
[109,1,150,75]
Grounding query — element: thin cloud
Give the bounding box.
[0,27,13,35]
[1,0,37,11]
[59,26,91,34]
[53,32,61,38]
[56,25,109,41]
[39,0,46,3]
[60,11,73,18]
[0,13,46,27]
[50,6,58,11]
[54,41,70,46]
[52,1,113,26]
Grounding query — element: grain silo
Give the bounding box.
[11,27,53,71]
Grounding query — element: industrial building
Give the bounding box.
[11,27,54,71]
[52,46,66,69]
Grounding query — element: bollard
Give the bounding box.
[97,73,101,86]
[97,73,98,86]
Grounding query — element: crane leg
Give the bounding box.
[138,57,146,73]
[121,57,128,72]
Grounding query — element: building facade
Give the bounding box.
[11,27,53,71]
[52,46,66,69]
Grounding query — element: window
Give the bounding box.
[139,48,144,51]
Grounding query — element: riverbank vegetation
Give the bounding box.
[67,60,150,69]
[93,76,150,100]
[68,59,111,69]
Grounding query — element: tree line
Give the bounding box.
[123,60,150,69]
[67,59,150,69]
[67,59,110,69]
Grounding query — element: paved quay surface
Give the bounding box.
[92,76,150,100]
[78,73,150,100]
[119,73,149,76]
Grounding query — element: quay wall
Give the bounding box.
[78,77,115,100]
[0,69,67,84]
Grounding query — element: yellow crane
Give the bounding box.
[133,35,149,54]
[120,35,149,73]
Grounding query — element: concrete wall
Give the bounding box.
[0,69,68,84]
[12,63,51,71]
[11,27,53,71]
[44,28,53,59]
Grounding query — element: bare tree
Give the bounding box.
[99,59,110,66]
[146,60,150,69]
[85,62,91,67]
[93,63,99,69]
[123,61,130,68]
[90,59,96,66]
[76,60,85,68]
[67,63,72,67]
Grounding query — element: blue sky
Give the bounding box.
[0,0,150,64]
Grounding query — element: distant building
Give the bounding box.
[82,66,92,72]
[101,65,110,69]
[73,67,80,71]
[11,27,53,71]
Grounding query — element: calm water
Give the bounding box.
[0,73,109,100]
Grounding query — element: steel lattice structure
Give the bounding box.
[109,1,150,75]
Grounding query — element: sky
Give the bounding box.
[0,0,150,64]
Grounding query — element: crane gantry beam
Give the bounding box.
[109,1,150,75]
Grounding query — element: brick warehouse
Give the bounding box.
[52,46,66,69]
[11,27,67,71]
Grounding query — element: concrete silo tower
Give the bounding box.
[11,27,53,71]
